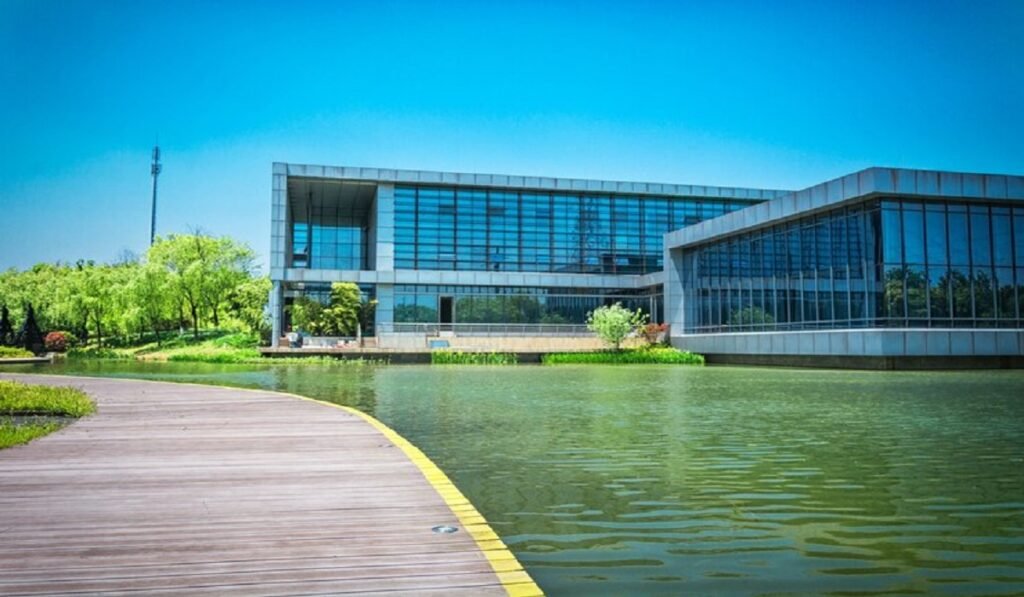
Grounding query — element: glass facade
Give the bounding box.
[394,185,753,274]
[290,198,369,270]
[687,199,1024,332]
[393,285,661,325]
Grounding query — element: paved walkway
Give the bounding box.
[0,374,541,596]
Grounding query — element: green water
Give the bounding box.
[6,361,1024,596]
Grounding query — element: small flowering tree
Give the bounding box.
[586,303,648,350]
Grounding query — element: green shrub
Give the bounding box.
[0,381,96,417]
[166,346,263,363]
[542,347,704,365]
[0,346,35,358]
[67,347,132,360]
[210,332,259,349]
[431,350,517,365]
[0,420,64,449]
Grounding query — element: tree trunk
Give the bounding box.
[191,303,199,340]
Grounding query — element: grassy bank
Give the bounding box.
[69,331,387,365]
[431,350,517,365]
[0,381,95,449]
[542,346,705,365]
[0,347,35,358]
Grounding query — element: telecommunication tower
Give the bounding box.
[150,145,162,245]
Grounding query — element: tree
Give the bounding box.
[322,282,362,336]
[289,296,327,335]
[19,303,45,355]
[288,283,365,336]
[148,234,257,338]
[129,263,174,345]
[0,305,13,346]
[729,306,775,327]
[227,276,272,335]
[586,302,648,350]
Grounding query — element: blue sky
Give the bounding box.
[1,0,1021,270]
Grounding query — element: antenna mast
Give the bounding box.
[150,145,162,245]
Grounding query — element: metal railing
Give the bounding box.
[377,323,593,337]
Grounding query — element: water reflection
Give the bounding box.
[11,361,1024,596]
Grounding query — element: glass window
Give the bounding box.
[995,267,1016,320]
[973,266,995,319]
[1015,211,1024,267]
[884,265,905,320]
[970,206,992,267]
[951,265,972,321]
[928,266,950,320]
[992,213,1012,267]
[948,211,969,266]
[902,204,925,264]
[925,206,948,266]
[882,206,903,264]
[906,265,927,319]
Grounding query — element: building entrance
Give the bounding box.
[439,296,454,325]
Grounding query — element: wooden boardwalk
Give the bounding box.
[0,374,542,596]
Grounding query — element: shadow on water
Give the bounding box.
[9,360,1024,596]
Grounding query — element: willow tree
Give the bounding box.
[148,234,257,338]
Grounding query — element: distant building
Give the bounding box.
[270,163,1024,366]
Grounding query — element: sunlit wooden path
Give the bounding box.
[0,373,540,596]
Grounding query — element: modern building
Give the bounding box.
[270,163,1024,365]
[268,163,787,346]
[666,167,1024,366]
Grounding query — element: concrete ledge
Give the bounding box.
[705,353,1024,370]
[0,356,53,365]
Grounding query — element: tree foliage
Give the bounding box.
[19,304,44,354]
[586,303,648,350]
[0,233,267,346]
[0,305,13,347]
[288,282,368,336]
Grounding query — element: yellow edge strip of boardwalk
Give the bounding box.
[288,393,545,597]
[7,374,545,596]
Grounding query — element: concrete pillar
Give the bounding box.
[269,163,288,348]
[375,184,395,271]
[665,247,686,335]
[270,280,283,348]
[375,283,395,334]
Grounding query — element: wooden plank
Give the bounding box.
[0,374,529,596]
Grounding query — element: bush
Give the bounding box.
[431,350,517,365]
[210,332,259,349]
[166,347,262,363]
[587,303,647,350]
[44,331,68,352]
[542,347,704,365]
[0,346,34,358]
[67,347,132,360]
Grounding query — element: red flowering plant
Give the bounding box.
[44,331,68,353]
[642,323,669,345]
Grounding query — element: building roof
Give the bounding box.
[273,162,790,202]
[665,166,1024,249]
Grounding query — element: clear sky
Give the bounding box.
[1,0,1021,270]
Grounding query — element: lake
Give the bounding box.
[7,360,1024,596]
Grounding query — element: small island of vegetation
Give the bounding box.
[0,380,95,449]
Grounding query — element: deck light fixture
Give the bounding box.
[432,525,459,534]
